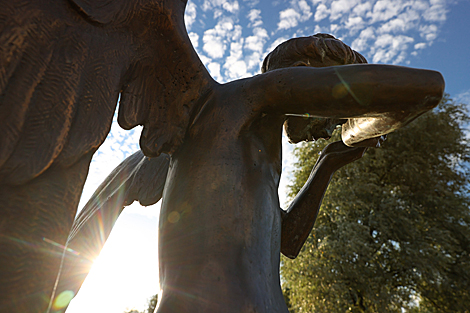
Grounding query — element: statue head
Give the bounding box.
[261,34,367,143]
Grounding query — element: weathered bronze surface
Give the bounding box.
[0,1,211,312]
[59,35,443,312]
[0,2,444,312]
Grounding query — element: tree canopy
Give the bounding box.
[124,294,158,313]
[281,96,470,312]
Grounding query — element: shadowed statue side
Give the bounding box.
[0,1,213,312]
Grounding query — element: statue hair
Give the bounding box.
[261,33,367,73]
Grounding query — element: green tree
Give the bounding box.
[124,294,158,313]
[281,96,470,313]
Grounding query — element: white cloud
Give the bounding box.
[330,0,359,21]
[244,27,269,71]
[423,0,447,22]
[199,54,212,67]
[227,60,248,78]
[371,34,414,63]
[414,42,426,49]
[305,0,450,64]
[314,3,329,21]
[419,24,438,41]
[456,89,470,106]
[278,8,302,30]
[208,62,223,81]
[223,31,249,79]
[298,0,313,17]
[367,0,403,23]
[223,0,240,13]
[202,19,236,59]
[345,16,365,34]
[378,17,408,33]
[351,27,375,53]
[247,9,263,27]
[214,8,224,19]
[188,32,199,49]
[314,24,324,34]
[352,1,373,17]
[203,36,226,58]
[202,0,240,13]
[277,0,312,30]
[245,27,269,52]
[185,1,197,30]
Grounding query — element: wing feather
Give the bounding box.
[57,151,170,298]
[0,14,58,170]
[0,27,89,185]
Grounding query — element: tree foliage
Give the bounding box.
[124,294,158,313]
[281,96,470,312]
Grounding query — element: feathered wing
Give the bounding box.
[0,2,134,310]
[0,0,213,310]
[57,151,170,302]
[0,1,127,185]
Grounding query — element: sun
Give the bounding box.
[66,203,161,313]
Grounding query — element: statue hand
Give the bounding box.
[344,135,387,148]
[319,140,367,170]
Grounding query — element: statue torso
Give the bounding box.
[157,82,289,313]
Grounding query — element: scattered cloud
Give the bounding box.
[188,32,199,48]
[208,62,223,81]
[419,24,438,41]
[185,1,197,30]
[330,0,360,21]
[247,9,263,27]
[303,0,449,63]
[202,18,236,58]
[244,27,269,71]
[414,42,426,49]
[223,0,240,13]
[202,0,240,13]
[456,89,470,106]
[278,8,303,30]
[315,3,329,21]
[277,0,312,30]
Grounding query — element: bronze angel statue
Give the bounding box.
[0,0,444,312]
[60,35,443,312]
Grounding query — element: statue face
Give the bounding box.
[283,57,345,143]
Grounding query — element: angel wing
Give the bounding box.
[55,151,170,303]
[0,0,211,311]
[0,0,209,185]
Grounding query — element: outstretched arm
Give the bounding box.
[250,64,444,118]
[55,151,170,305]
[281,141,368,259]
[245,64,444,143]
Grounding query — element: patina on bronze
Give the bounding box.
[56,34,444,313]
[0,1,212,312]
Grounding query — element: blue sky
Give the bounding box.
[67,0,470,312]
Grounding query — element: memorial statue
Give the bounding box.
[56,34,444,312]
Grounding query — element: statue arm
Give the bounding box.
[246,64,444,120]
[281,141,366,259]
